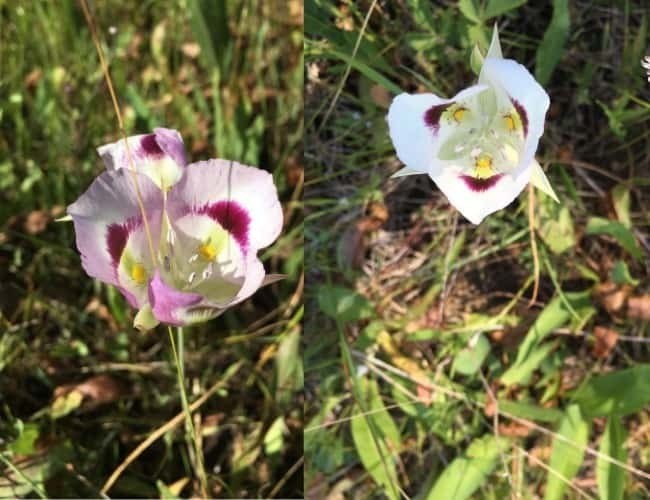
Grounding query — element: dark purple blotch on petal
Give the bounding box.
[424,103,452,135]
[106,217,142,266]
[140,134,165,158]
[195,201,251,251]
[511,99,528,137]
[460,174,504,192]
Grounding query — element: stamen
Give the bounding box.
[202,264,213,280]
[163,255,171,272]
[188,271,196,284]
[188,254,199,264]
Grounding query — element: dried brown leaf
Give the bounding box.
[591,325,619,358]
[627,294,650,320]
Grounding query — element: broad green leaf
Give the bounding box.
[458,0,481,23]
[572,364,650,417]
[264,417,288,455]
[535,0,570,85]
[537,193,575,254]
[597,418,627,500]
[544,405,590,500]
[9,422,39,455]
[484,0,526,19]
[350,378,400,499]
[426,434,510,500]
[585,217,643,260]
[317,285,374,324]
[452,333,490,376]
[501,292,590,385]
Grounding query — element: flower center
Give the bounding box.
[474,154,494,179]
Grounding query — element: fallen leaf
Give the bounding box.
[52,375,123,417]
[593,281,632,315]
[370,84,391,108]
[23,210,50,235]
[285,155,303,188]
[592,326,619,359]
[627,294,650,320]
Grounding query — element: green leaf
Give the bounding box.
[585,217,643,260]
[188,0,230,73]
[610,260,639,286]
[538,200,575,254]
[535,0,570,85]
[611,184,632,228]
[501,292,590,386]
[597,418,627,500]
[544,405,590,500]
[275,328,303,406]
[458,0,481,23]
[426,435,510,500]
[483,0,526,20]
[9,422,40,455]
[572,364,650,417]
[317,285,374,324]
[350,377,400,499]
[452,333,490,376]
[498,399,564,423]
[264,417,288,455]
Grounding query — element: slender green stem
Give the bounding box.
[168,326,208,496]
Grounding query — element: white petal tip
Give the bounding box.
[55,214,73,222]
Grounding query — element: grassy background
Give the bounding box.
[305,0,649,498]
[0,0,303,497]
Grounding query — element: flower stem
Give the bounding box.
[168,326,208,496]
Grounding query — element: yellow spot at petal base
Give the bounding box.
[504,114,516,132]
[474,154,494,179]
[131,263,147,284]
[452,107,468,122]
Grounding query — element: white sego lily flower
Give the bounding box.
[387,26,558,225]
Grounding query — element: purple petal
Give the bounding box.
[106,217,142,267]
[148,272,203,326]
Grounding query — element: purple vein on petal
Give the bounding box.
[460,174,503,192]
[106,217,142,266]
[424,102,452,135]
[511,98,528,137]
[195,201,251,251]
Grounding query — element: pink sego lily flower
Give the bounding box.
[387,26,558,225]
[67,129,283,330]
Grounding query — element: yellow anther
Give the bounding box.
[131,263,147,284]
[452,107,467,122]
[504,114,516,131]
[474,154,494,179]
[198,243,217,261]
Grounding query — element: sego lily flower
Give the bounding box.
[67,129,283,330]
[387,26,558,225]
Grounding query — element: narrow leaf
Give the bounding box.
[535,0,570,85]
[597,418,627,500]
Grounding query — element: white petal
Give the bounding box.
[479,58,550,175]
[430,166,533,225]
[529,160,559,202]
[387,85,488,177]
